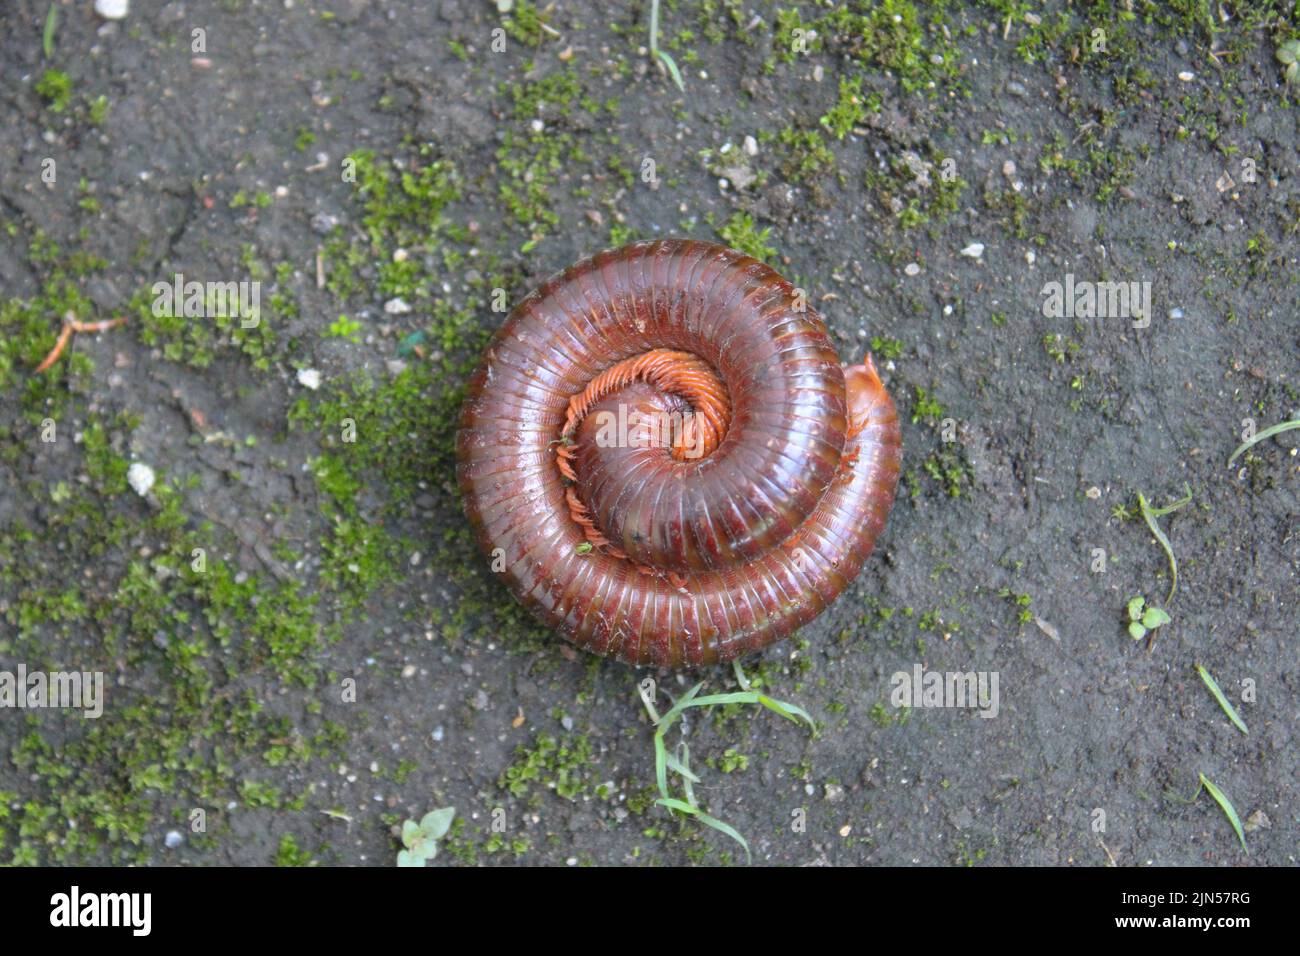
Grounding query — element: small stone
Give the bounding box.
[384,298,411,314]
[1168,307,1184,320]
[824,782,845,803]
[164,830,183,849]
[297,368,322,391]
[838,824,853,837]
[742,135,758,156]
[127,462,155,497]
[1007,81,1027,98]
[904,263,921,276]
[472,689,489,710]
[1178,71,1194,82]
[431,726,445,742]
[1086,486,1101,499]
[95,0,130,19]
[310,212,339,234]
[960,243,985,258]
[401,664,416,678]
[561,715,574,731]
[1002,160,1017,177]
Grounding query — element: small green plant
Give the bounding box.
[649,0,686,93]
[1125,595,1170,641]
[1136,483,1191,604]
[327,313,363,342]
[396,807,455,867]
[1276,39,1300,85]
[639,662,814,862]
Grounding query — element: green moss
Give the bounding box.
[274,833,316,866]
[35,69,73,112]
[498,732,595,802]
[820,75,878,140]
[715,212,777,263]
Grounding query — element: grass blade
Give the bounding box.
[1198,773,1247,852]
[1137,485,1190,604]
[653,730,669,800]
[657,51,687,93]
[43,3,58,60]
[655,798,750,862]
[691,809,750,862]
[757,694,818,732]
[1195,664,1248,734]
[1227,418,1300,466]
[655,680,705,729]
[664,746,700,783]
[676,690,760,709]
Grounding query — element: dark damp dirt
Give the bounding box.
[0,1,1296,867]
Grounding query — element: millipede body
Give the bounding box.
[457,239,901,668]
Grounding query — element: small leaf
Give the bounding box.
[1198,773,1247,852]
[413,837,439,860]
[1126,596,1145,622]
[1141,607,1171,630]
[1196,664,1249,735]
[396,849,425,867]
[574,542,593,555]
[1128,622,1146,640]
[419,807,456,840]
[401,819,421,849]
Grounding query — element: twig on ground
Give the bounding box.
[35,311,128,374]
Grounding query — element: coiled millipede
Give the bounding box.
[457,239,901,668]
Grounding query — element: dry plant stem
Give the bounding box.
[35,313,128,374]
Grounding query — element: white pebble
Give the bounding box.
[904,263,921,276]
[1178,71,1194,82]
[297,368,322,391]
[960,243,985,258]
[127,462,155,497]
[742,135,758,156]
[384,297,411,314]
[164,830,183,849]
[95,0,129,19]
